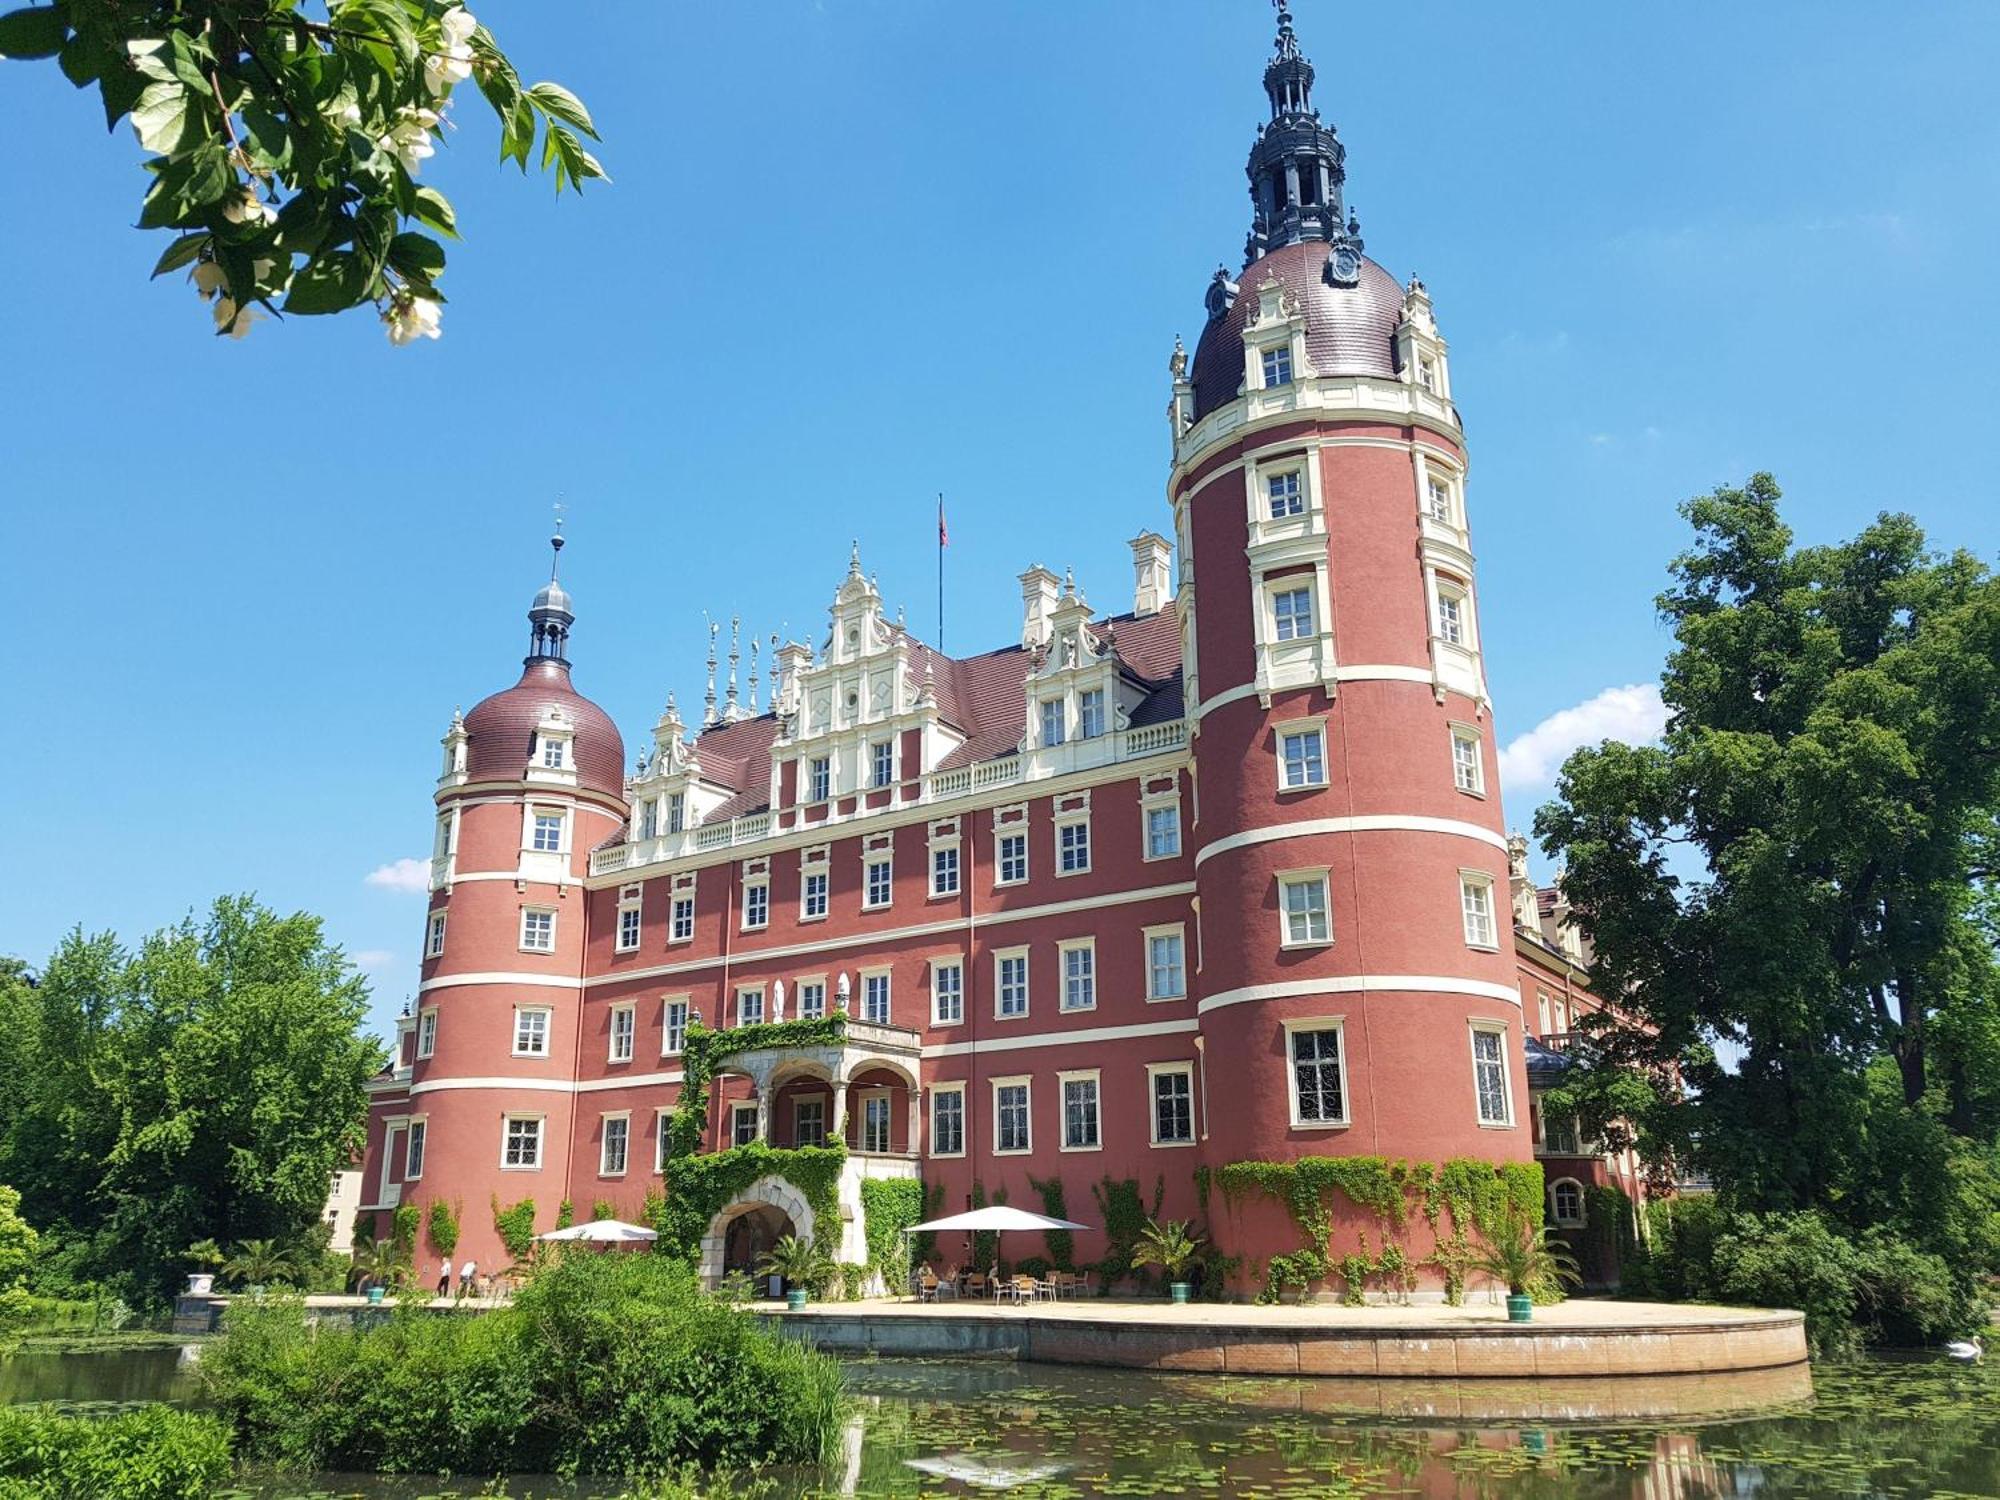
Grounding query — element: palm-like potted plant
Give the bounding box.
[1470,1204,1581,1322]
[757,1234,834,1311]
[354,1239,409,1302]
[184,1238,224,1297]
[1131,1217,1205,1305]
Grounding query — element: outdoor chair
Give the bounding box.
[963,1272,988,1300]
[916,1268,940,1303]
[1009,1274,1038,1304]
[938,1263,960,1299]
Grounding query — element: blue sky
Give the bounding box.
[6,2,1997,1043]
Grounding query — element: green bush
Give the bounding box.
[199,1252,845,1476]
[0,1405,233,1500]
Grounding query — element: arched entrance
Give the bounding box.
[699,1174,817,1289]
[722,1204,792,1286]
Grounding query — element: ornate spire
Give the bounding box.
[1238,1,1359,269]
[525,519,574,666]
[702,618,719,727]
[724,615,743,722]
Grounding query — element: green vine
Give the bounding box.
[389,1202,419,1257]
[968,1181,1009,1272]
[910,1180,947,1267]
[1089,1175,1164,1291]
[554,1199,575,1230]
[1027,1175,1075,1270]
[425,1199,460,1258]
[859,1178,924,1291]
[491,1196,537,1263]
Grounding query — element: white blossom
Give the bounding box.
[212,296,263,340]
[336,102,363,129]
[384,294,443,346]
[191,261,226,302]
[380,107,440,175]
[423,8,476,96]
[221,185,276,227]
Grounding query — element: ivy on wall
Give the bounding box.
[909,1180,947,1267]
[1026,1175,1075,1270]
[491,1196,537,1263]
[859,1178,925,1291]
[1089,1175,1164,1291]
[425,1199,460,1259]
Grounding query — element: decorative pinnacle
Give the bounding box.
[550,500,566,579]
[1271,0,1300,60]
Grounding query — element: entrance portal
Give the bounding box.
[722,1204,793,1287]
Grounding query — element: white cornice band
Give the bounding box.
[1193,815,1507,868]
[1197,974,1521,1015]
[1193,664,1436,722]
[921,1017,1198,1060]
[418,970,585,995]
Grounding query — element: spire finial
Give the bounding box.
[1272,0,1299,59]
[748,637,761,714]
[703,617,719,727]
[550,500,566,579]
[724,615,742,720]
[848,540,862,577]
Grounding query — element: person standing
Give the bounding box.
[437,1256,453,1296]
[458,1257,476,1300]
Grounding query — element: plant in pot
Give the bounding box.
[184,1238,224,1296]
[1131,1217,1205,1305]
[758,1234,834,1311]
[355,1240,409,1303]
[1469,1204,1580,1322]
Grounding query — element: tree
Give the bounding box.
[220,1237,302,1288]
[1537,476,2000,1266]
[0,0,603,341]
[0,1186,38,1292]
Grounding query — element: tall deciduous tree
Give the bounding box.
[1537,476,2000,1246]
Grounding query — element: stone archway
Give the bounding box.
[698,1174,817,1287]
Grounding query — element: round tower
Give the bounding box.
[404,531,626,1270]
[1176,10,1528,1176]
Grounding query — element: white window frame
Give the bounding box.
[1265,465,1306,519]
[1058,1068,1102,1152]
[608,1002,636,1064]
[500,1112,545,1170]
[415,1007,438,1059]
[529,806,567,854]
[870,739,896,790]
[1056,815,1092,876]
[930,842,961,899]
[741,873,770,932]
[1260,344,1293,387]
[1277,867,1333,948]
[599,1111,631,1177]
[615,893,642,953]
[930,956,964,1027]
[1039,696,1066,749]
[864,855,893,910]
[793,1093,829,1149]
[995,829,1028,886]
[1470,1021,1514,1127]
[1275,716,1328,792]
[665,791,685,833]
[991,1075,1032,1156]
[1144,923,1187,1001]
[1433,577,1473,648]
[1146,1062,1197,1147]
[662,996,689,1057]
[404,1116,428,1179]
[425,910,447,959]
[858,1087,893,1154]
[735,985,765,1028]
[929,1082,967,1158]
[796,976,827,1020]
[519,906,556,953]
[1549,1176,1586,1228]
[1283,1017,1351,1129]
[807,755,831,803]
[655,1107,672,1173]
[860,967,893,1025]
[1460,869,1499,950]
[512,1005,553,1058]
[1077,687,1106,741]
[729,1101,759,1148]
[1058,937,1097,1013]
[1269,581,1316,642]
[1450,723,1485,796]
[540,736,565,769]
[669,888,695,944]
[994,946,1030,1020]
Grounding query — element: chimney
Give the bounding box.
[1019,565,1061,649]
[1129,531,1173,616]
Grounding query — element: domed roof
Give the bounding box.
[531,579,573,617]
[1189,241,1406,421]
[463,658,625,798]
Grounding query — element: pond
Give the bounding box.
[4,1342,1997,1497]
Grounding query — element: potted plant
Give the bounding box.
[758,1234,833,1311]
[355,1240,408,1303]
[1131,1217,1205,1305]
[184,1238,224,1297]
[1469,1204,1580,1322]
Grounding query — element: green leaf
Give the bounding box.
[548,124,608,194]
[238,101,292,172]
[125,38,174,84]
[411,185,457,239]
[527,81,597,139]
[0,4,67,60]
[282,248,371,315]
[332,0,416,69]
[55,31,98,86]
[137,144,231,228]
[130,79,193,155]
[150,233,212,278]
[501,97,535,172]
[387,230,445,281]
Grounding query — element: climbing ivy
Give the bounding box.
[1026,1174,1075,1270]
[554,1199,575,1230]
[389,1202,419,1257]
[1089,1175,1164,1291]
[491,1196,536,1263]
[859,1177,924,1291]
[425,1199,460,1258]
[968,1181,1009,1272]
[910,1180,947,1267]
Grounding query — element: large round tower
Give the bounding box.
[1177,10,1528,1177]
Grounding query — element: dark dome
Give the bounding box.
[464,659,625,798]
[1190,241,1405,421]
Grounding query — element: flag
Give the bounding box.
[938,497,949,548]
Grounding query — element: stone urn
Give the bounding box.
[186,1273,215,1296]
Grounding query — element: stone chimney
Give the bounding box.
[1129,531,1173,616]
[1019,565,1061,649]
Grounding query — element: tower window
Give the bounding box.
[416,1008,438,1058]
[520,908,556,952]
[531,810,564,853]
[1261,346,1293,387]
[1427,474,1453,523]
[1472,1025,1512,1125]
[426,910,447,959]
[1288,1022,1348,1125]
[405,1119,426,1179]
[1436,587,1466,646]
[1418,356,1438,394]
[1451,727,1485,795]
[1460,872,1498,948]
[1267,470,1304,518]
[1278,871,1332,946]
[541,738,564,769]
[512,1006,551,1056]
[502,1114,543,1169]
[1272,585,1315,641]
[1278,725,1326,789]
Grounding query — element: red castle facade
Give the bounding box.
[359,9,1638,1293]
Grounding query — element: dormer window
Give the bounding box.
[666,793,685,833]
[1267,470,1304,518]
[541,737,565,769]
[1078,689,1105,740]
[637,799,657,840]
[531,809,565,853]
[1273,585,1315,641]
[1040,697,1066,748]
[1261,346,1293,387]
[1418,355,1438,394]
[871,740,894,789]
[808,756,831,803]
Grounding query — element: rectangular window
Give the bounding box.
[736,987,764,1027]
[865,856,892,909]
[743,881,769,930]
[1279,726,1326,789]
[1061,941,1096,1012]
[520,908,556,952]
[1290,1025,1347,1125]
[861,1094,891,1154]
[997,832,1028,885]
[1273,585,1315,641]
[1461,874,1497,948]
[932,962,963,1025]
[540,737,564,768]
[669,894,694,942]
[994,1080,1031,1154]
[1473,1027,1512,1125]
[601,1115,629,1175]
[1261,345,1293,386]
[1436,588,1465,646]
[1267,469,1304,518]
[798,980,826,1020]
[1058,819,1091,874]
[1427,474,1452,523]
[666,792,685,833]
[1451,728,1484,794]
[1061,1074,1101,1150]
[608,1004,635,1063]
[931,1086,965,1156]
[1147,929,1186,999]
[1280,872,1331,946]
[871,740,895,789]
[531,810,564,853]
[931,845,960,897]
[996,950,1029,1018]
[638,798,658,840]
[405,1119,427,1179]
[863,972,891,1025]
[1545,1112,1580,1155]
[802,870,828,919]
[617,905,641,952]
[1040,697,1066,748]
[513,1007,550,1057]
[503,1115,543,1169]
[795,1097,826,1147]
[1151,1067,1195,1145]
[731,1104,758,1148]
[416,1008,438,1058]
[808,756,831,802]
[425,911,447,959]
[1145,803,1181,859]
[1078,688,1105,740]
[663,999,688,1056]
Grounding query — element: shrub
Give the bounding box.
[0,1405,233,1500]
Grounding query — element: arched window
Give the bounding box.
[1549,1178,1585,1228]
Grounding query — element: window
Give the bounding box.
[1261,345,1293,387]
[670,893,694,943]
[794,1097,826,1148]
[1267,469,1304,518]
[1060,940,1096,1012]
[1279,872,1331,946]
[425,910,446,959]
[808,755,831,802]
[1273,585,1315,641]
[637,798,657,840]
[1151,1065,1195,1145]
[1451,727,1484,794]
[1550,1178,1585,1228]
[1472,1025,1512,1125]
[405,1119,427,1179]
[617,905,641,952]
[798,980,826,1020]
[1544,1110,1581,1155]
[540,737,564,768]
[1040,697,1066,748]
[601,1115,629,1175]
[994,1079,1031,1154]
[1536,991,1552,1036]
[1146,927,1186,1000]
[861,1093,891,1153]
[1418,355,1438,394]
[1426,473,1452,523]
[531,809,564,853]
[932,961,963,1025]
[416,1008,438,1058]
[1461,873,1497,948]
[1078,688,1105,740]
[865,857,892,909]
[996,950,1029,1018]
[666,792,685,833]
[931,1085,966,1156]
[1436,585,1466,646]
[502,1114,543,1169]
[736,987,764,1027]
[1058,819,1091,874]
[513,1007,550,1057]
[1289,1023,1347,1125]
[862,971,891,1025]
[743,880,769,930]
[1278,725,1326,789]
[656,1112,672,1173]
[1061,1072,1101,1150]
[520,908,555,952]
[931,845,960,897]
[1145,803,1181,859]
[997,831,1028,885]
[802,870,828,920]
[608,1004,635,1063]
[731,1104,759,1147]
[871,740,895,789]
[663,998,689,1056]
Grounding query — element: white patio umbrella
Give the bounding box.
[533,1219,657,1244]
[904,1206,1090,1235]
